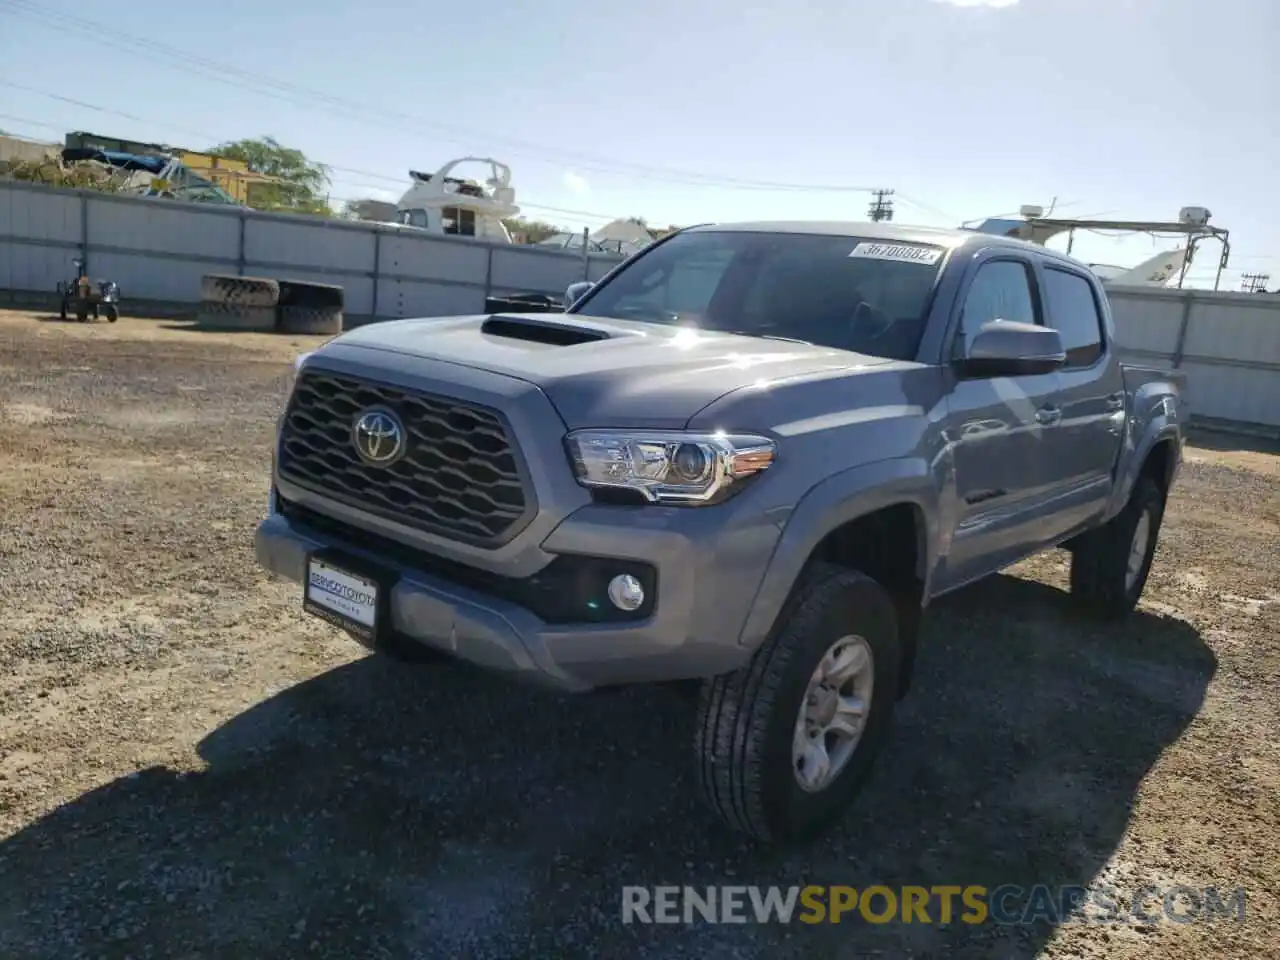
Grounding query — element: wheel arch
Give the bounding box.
[737,459,937,697]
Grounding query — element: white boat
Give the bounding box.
[390,157,518,243]
[1089,248,1190,287]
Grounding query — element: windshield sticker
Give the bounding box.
[849,242,944,265]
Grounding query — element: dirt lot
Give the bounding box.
[0,309,1276,959]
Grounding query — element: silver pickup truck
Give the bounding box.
[255,221,1186,843]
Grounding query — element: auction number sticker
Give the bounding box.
[849,242,944,265]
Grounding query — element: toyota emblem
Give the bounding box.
[352,407,406,465]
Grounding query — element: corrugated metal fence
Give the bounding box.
[0,179,625,324]
[2,178,1278,434]
[1107,285,1280,434]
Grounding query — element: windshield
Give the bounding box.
[572,229,947,360]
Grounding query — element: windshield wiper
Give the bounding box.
[756,334,813,345]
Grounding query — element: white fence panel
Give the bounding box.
[90,253,214,302]
[1105,287,1184,356]
[1,185,80,243]
[491,246,584,293]
[245,216,375,272]
[87,195,239,259]
[586,256,621,282]
[0,241,71,293]
[1182,295,1280,366]
[379,232,489,285]
[378,279,486,319]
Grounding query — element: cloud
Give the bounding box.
[562,170,590,197]
[929,0,1020,7]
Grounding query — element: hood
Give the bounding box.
[327,313,890,428]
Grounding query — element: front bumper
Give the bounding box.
[256,492,775,692]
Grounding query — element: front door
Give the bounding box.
[935,256,1066,590]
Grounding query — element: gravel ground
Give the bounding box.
[0,309,1276,960]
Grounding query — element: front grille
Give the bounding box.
[277,369,530,545]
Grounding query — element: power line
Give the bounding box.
[1240,272,1271,293]
[895,192,958,224]
[0,0,884,195]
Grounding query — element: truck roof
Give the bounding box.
[684,220,1067,261]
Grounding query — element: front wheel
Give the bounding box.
[103,304,119,323]
[693,564,900,843]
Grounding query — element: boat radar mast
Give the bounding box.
[967,204,1231,290]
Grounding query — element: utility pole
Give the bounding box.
[1240,272,1271,293]
[867,189,895,222]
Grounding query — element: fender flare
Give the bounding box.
[1106,414,1182,520]
[735,457,940,650]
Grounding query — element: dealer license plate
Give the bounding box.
[304,557,379,640]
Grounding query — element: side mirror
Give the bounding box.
[564,281,594,309]
[955,321,1066,378]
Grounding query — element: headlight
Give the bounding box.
[566,430,776,505]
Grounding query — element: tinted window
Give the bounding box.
[573,230,945,361]
[602,244,734,319]
[1042,267,1104,367]
[959,259,1038,351]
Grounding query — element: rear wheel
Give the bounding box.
[694,564,899,843]
[1069,476,1165,619]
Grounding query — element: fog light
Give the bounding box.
[607,574,645,612]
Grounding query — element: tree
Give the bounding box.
[207,136,330,215]
[502,217,563,244]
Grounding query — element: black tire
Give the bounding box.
[1069,476,1165,620]
[75,305,88,322]
[59,301,68,321]
[104,304,119,323]
[278,304,343,336]
[694,564,900,843]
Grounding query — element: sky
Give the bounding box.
[1,0,1276,289]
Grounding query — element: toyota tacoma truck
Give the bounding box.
[255,221,1186,843]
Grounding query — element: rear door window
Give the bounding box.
[1041,267,1105,367]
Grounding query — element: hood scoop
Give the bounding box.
[481,315,610,346]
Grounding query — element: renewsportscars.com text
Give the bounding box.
[621,884,1247,926]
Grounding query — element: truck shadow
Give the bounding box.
[0,574,1214,959]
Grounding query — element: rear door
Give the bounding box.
[937,253,1065,589]
[1035,262,1126,536]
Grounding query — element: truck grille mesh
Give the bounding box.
[277,370,528,544]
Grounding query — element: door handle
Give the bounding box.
[1034,405,1061,425]
[1106,393,1125,410]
